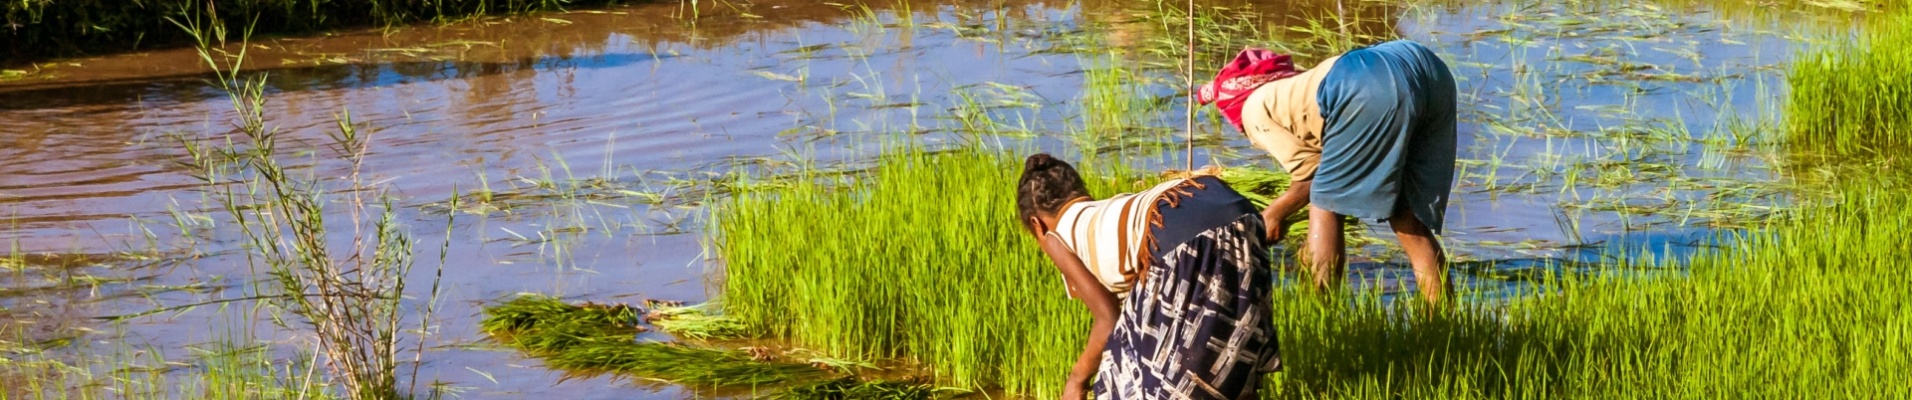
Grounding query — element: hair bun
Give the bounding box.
[1024,153,1056,171]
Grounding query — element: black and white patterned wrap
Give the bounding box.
[1091,213,1280,400]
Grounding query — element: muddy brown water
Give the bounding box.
[1,0,1825,397]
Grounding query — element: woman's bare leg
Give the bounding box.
[1306,205,1346,294]
[1387,207,1449,305]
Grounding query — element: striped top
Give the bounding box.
[1047,178,1192,299]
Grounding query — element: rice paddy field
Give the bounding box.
[2,0,1906,398]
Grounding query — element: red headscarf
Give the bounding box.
[1197,48,1301,131]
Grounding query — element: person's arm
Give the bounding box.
[1039,234,1120,400]
[1261,179,1312,242]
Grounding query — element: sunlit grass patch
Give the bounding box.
[715,146,1154,397]
[1787,6,1912,156]
[1260,181,1908,398]
[711,144,1909,398]
[712,145,1318,397]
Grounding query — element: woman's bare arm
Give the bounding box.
[1039,234,1120,400]
[1261,180,1312,241]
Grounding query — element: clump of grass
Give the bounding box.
[717,146,1149,397]
[766,377,939,400]
[1786,6,1912,156]
[1213,167,1292,208]
[717,147,1319,396]
[1080,52,1160,145]
[645,301,749,340]
[481,295,644,353]
[715,144,1911,398]
[1276,176,1910,398]
[3,330,333,400]
[479,295,829,388]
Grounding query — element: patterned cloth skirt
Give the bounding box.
[1092,176,1280,400]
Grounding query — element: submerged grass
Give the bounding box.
[1787,6,1912,156]
[645,301,750,340]
[715,145,1910,397]
[480,295,827,388]
[480,294,941,398]
[2,330,333,400]
[766,377,940,400]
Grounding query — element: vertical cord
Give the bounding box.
[1337,0,1351,48]
[1184,0,1196,172]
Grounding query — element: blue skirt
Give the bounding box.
[1314,40,1458,232]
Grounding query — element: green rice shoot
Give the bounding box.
[716,146,1154,396]
[1786,6,1912,155]
[479,295,828,388]
[714,145,1910,398]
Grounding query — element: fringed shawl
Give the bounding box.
[1048,174,1218,299]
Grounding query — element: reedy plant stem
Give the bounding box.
[170,10,437,400]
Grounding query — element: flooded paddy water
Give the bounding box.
[0,0,1882,397]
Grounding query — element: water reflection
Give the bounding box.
[0,0,1834,397]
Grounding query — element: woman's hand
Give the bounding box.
[1263,207,1288,242]
[1060,382,1088,400]
[1261,180,1313,246]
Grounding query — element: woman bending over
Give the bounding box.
[1018,154,1279,400]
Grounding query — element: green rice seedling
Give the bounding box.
[1787,6,1912,156]
[713,146,1909,398]
[1202,165,1388,251]
[2,325,334,400]
[716,144,1425,396]
[1215,167,1292,208]
[481,295,824,387]
[765,377,940,400]
[1080,52,1158,142]
[716,146,1150,397]
[645,301,749,340]
[482,295,645,354]
[1252,177,1908,399]
[1076,58,1178,155]
[481,295,945,393]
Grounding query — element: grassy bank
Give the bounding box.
[1786,6,1911,156]
[1,0,644,62]
[713,145,1909,398]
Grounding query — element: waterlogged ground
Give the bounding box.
[0,0,1864,397]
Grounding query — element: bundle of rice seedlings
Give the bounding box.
[480,295,827,388]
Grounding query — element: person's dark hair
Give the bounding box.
[1016,153,1092,234]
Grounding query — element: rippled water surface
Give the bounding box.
[0,0,1849,397]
